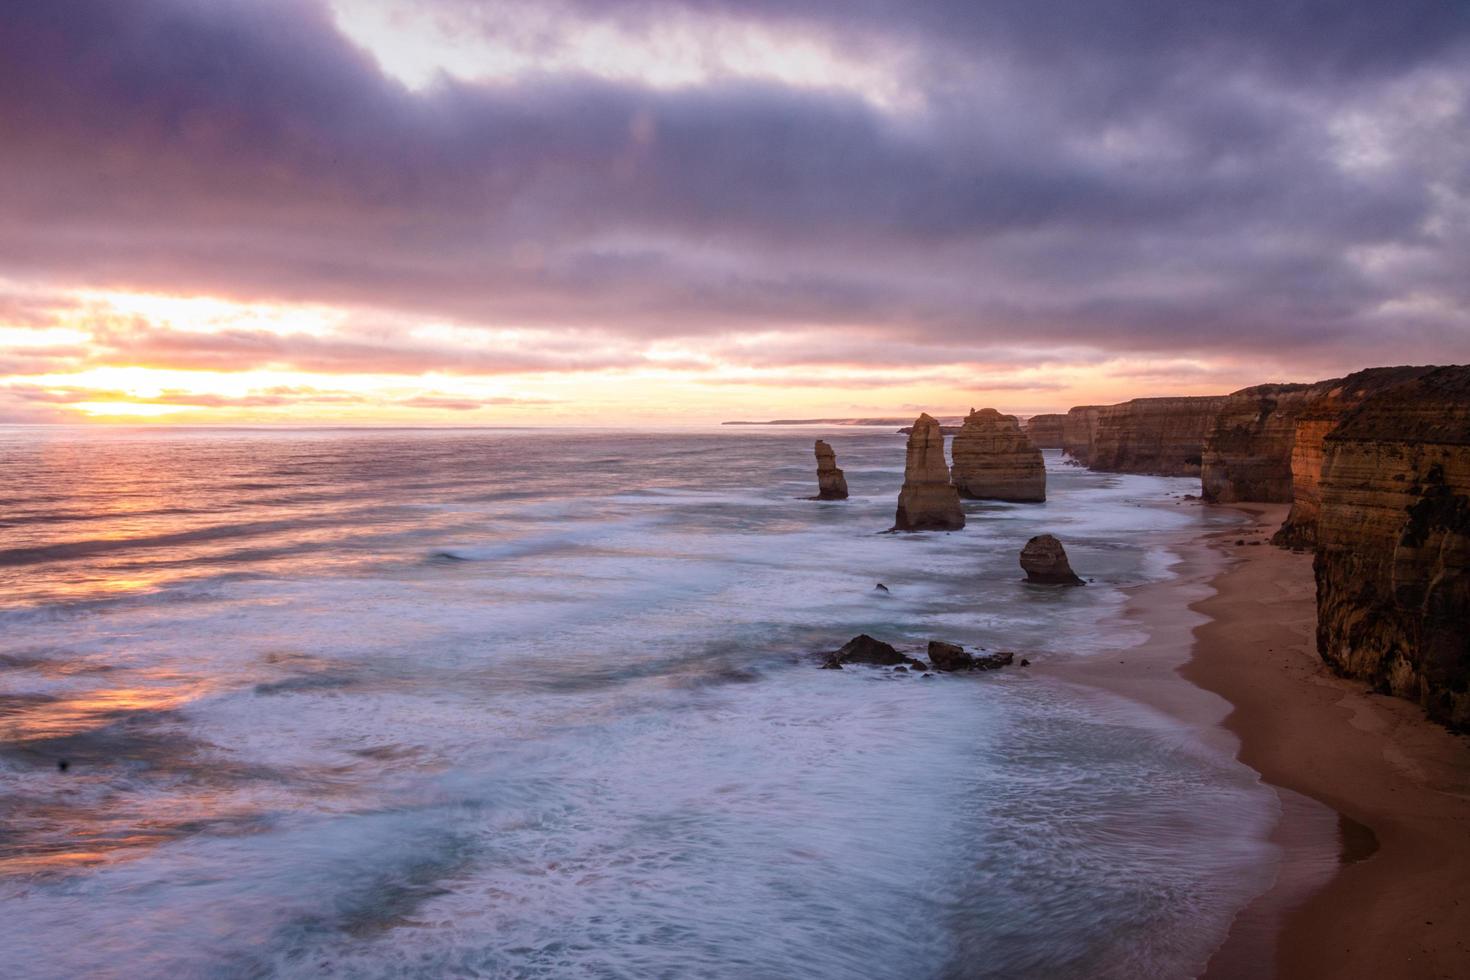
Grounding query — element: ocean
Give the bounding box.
[0,426,1275,978]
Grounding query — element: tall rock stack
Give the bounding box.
[1313,365,1470,727]
[1273,366,1435,547]
[950,408,1045,502]
[1023,414,1067,449]
[1089,396,1228,476]
[1061,406,1103,465]
[813,440,849,500]
[893,413,965,531]
[1200,383,1318,503]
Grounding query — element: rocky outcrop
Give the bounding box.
[1273,366,1437,547]
[1200,383,1318,503]
[1062,406,1104,465]
[1020,534,1084,585]
[950,408,1045,502]
[893,413,965,531]
[822,634,925,669]
[1024,414,1066,449]
[1090,397,1228,476]
[1313,366,1470,727]
[927,640,973,671]
[813,440,849,500]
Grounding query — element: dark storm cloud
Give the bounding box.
[0,0,1466,372]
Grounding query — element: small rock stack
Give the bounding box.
[1020,534,1084,585]
[813,439,849,500]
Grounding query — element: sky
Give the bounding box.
[1,0,1467,425]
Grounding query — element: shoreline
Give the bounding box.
[1182,504,1470,979]
[1057,501,1470,978]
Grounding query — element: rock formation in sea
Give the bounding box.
[813,439,849,500]
[821,635,929,670]
[949,408,1046,502]
[893,413,965,531]
[1061,406,1103,465]
[1200,383,1318,503]
[1089,397,1228,476]
[1019,534,1084,585]
[1272,366,1437,547]
[1023,414,1067,449]
[1313,365,1470,727]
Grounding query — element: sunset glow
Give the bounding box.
[3,0,1467,425]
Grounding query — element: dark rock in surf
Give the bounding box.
[1020,534,1085,585]
[926,640,974,672]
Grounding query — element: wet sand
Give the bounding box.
[1060,501,1470,978]
[1183,504,1470,980]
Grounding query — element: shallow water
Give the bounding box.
[0,426,1271,978]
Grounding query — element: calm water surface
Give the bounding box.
[0,426,1270,979]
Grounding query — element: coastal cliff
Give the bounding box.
[1314,366,1470,727]
[1274,366,1435,547]
[1089,397,1227,476]
[1200,383,1317,503]
[1023,414,1066,449]
[950,409,1045,502]
[1062,406,1103,465]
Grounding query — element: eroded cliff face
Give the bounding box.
[1061,406,1103,465]
[1023,414,1066,449]
[893,413,965,531]
[1314,366,1470,727]
[1089,397,1227,476]
[1274,366,1436,547]
[1200,383,1318,503]
[950,408,1045,502]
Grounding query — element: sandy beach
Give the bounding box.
[1062,501,1470,979]
[1185,505,1470,979]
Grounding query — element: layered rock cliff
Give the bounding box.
[1089,397,1228,476]
[1314,366,1470,727]
[1200,383,1317,503]
[813,440,848,500]
[1061,406,1103,465]
[950,408,1045,502]
[893,413,965,531]
[1023,414,1066,449]
[1273,366,1436,547]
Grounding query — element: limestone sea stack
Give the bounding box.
[1024,414,1067,449]
[950,408,1045,502]
[1312,365,1470,726]
[813,440,849,500]
[1020,534,1084,584]
[893,413,965,531]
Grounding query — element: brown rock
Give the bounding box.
[1062,406,1104,465]
[1089,396,1228,476]
[926,640,974,671]
[1313,365,1470,727]
[827,634,914,667]
[950,408,1045,502]
[893,413,965,531]
[1271,366,1437,547]
[1024,413,1067,449]
[1020,534,1084,585]
[1200,383,1318,503]
[813,439,849,500]
[973,651,1016,670]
